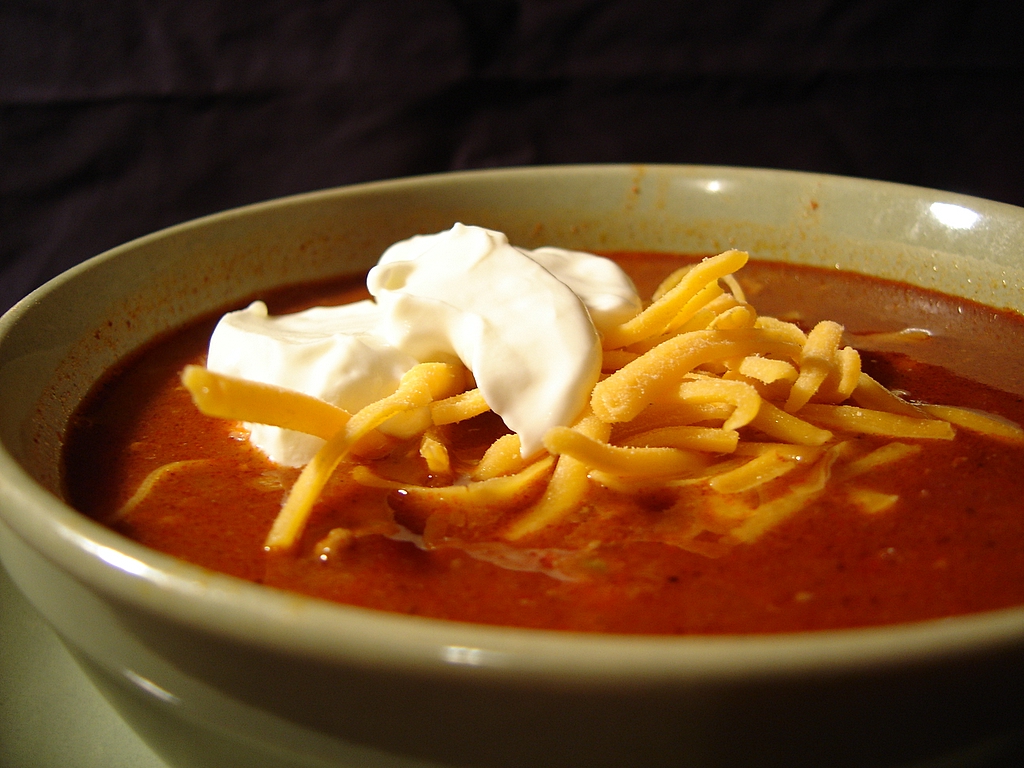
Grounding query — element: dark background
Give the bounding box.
[3,5,1024,764]
[3,0,1023,314]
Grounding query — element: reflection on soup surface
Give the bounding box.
[63,251,1024,634]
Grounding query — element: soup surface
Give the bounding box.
[63,253,1024,634]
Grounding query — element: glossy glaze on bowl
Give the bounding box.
[1,165,1023,768]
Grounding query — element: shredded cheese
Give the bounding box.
[919,404,1024,443]
[112,459,213,521]
[171,247,1020,559]
[265,363,464,550]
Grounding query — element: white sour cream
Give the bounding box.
[207,299,417,467]
[207,224,640,466]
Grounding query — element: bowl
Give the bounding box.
[1,165,1023,768]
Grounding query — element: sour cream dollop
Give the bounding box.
[207,300,417,467]
[206,224,640,466]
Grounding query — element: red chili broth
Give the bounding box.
[62,254,1024,634]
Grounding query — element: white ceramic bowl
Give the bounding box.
[1,165,1023,768]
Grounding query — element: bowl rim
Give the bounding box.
[2,163,1024,686]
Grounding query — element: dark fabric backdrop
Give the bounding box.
[3,0,1023,313]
